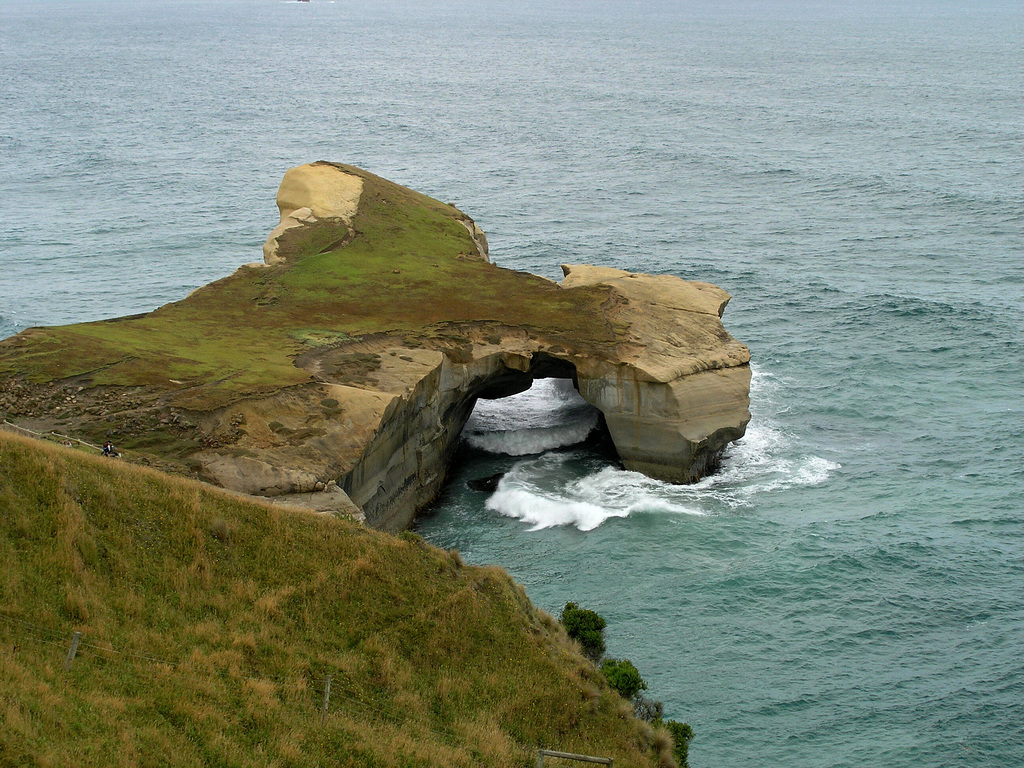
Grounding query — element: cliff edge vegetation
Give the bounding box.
[0,430,677,767]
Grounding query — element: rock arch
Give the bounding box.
[338,344,750,531]
[244,164,751,529]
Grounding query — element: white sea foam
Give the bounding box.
[467,378,594,431]
[483,365,841,530]
[486,487,621,531]
[485,453,705,531]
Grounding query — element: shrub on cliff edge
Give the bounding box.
[664,720,695,768]
[600,657,648,700]
[559,601,606,662]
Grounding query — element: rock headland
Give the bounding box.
[0,162,750,530]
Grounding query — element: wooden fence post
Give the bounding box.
[64,631,82,671]
[321,674,332,724]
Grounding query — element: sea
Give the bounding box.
[1,1,1021,765]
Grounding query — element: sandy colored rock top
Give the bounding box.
[561,264,731,317]
[277,162,363,221]
[263,162,364,265]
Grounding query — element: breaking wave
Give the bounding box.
[480,366,840,530]
[464,417,599,456]
[485,452,704,532]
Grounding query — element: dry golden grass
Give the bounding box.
[0,430,663,767]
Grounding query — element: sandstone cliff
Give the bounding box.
[0,162,750,530]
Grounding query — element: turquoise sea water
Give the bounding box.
[2,1,1022,765]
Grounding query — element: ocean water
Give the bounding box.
[2,1,1023,766]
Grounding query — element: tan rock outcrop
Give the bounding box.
[560,265,751,482]
[192,299,749,529]
[262,162,363,265]
[319,261,753,525]
[459,219,490,261]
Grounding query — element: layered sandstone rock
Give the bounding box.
[560,265,751,482]
[186,266,749,528]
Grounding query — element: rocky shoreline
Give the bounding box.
[0,163,751,530]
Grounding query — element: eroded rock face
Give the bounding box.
[190,292,750,530]
[249,166,750,518]
[262,163,364,265]
[560,265,751,482]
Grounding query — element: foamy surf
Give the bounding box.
[465,415,598,456]
[485,452,703,531]
[480,366,841,530]
[689,366,842,503]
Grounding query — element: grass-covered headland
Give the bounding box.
[0,163,618,423]
[0,430,678,767]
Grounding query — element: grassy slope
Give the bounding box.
[0,430,671,768]
[0,164,619,413]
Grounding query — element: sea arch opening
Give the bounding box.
[464,366,608,461]
[340,351,620,531]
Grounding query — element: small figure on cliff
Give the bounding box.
[102,441,118,457]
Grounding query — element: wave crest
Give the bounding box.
[485,453,705,531]
[463,378,600,456]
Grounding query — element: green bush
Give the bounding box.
[599,658,647,700]
[559,602,606,661]
[664,720,694,768]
